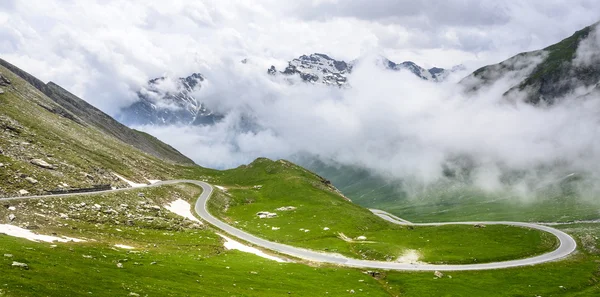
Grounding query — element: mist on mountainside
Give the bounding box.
[133,25,600,202]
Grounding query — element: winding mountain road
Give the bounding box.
[0,179,577,271]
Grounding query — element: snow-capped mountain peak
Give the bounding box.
[119,73,222,126]
[269,53,459,86]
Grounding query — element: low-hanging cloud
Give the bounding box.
[137,47,600,201]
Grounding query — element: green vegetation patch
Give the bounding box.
[204,158,558,264]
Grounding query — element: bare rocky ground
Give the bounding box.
[0,184,205,236]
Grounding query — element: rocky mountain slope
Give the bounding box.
[119,73,222,126]
[0,60,195,196]
[460,22,600,105]
[0,58,193,165]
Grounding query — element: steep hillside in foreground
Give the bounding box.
[0,62,185,196]
[460,22,600,104]
[0,58,194,164]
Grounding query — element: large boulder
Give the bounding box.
[0,73,10,86]
[30,158,54,169]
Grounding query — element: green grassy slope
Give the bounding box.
[201,158,557,265]
[0,63,181,196]
[0,58,193,164]
[1,181,599,296]
[0,185,393,297]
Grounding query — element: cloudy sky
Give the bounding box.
[1,0,599,114]
[2,1,600,197]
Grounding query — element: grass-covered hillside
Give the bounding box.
[203,158,557,265]
[0,184,400,297]
[0,58,193,165]
[0,63,187,196]
[1,176,599,296]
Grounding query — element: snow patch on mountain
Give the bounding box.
[269,53,462,86]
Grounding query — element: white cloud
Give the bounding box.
[1,0,599,114]
[2,1,600,198]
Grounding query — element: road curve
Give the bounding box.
[0,179,577,271]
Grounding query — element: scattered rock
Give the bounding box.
[128,293,140,297]
[30,159,54,169]
[25,177,38,184]
[83,255,93,259]
[275,206,296,211]
[257,211,277,219]
[364,271,381,278]
[0,73,10,86]
[349,289,355,294]
[473,224,486,228]
[323,227,330,231]
[116,263,123,268]
[355,236,367,241]
[271,227,280,230]
[8,206,16,211]
[11,261,29,269]
[18,189,29,195]
[253,185,263,189]
[4,254,13,258]
[0,87,4,94]
[434,271,444,278]
[137,193,145,197]
[8,214,16,221]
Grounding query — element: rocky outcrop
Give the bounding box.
[30,159,55,169]
[0,72,10,94]
[0,72,10,86]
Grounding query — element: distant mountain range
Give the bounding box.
[119,22,600,126]
[120,54,459,126]
[268,53,463,87]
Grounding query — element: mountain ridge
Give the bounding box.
[460,22,600,105]
[0,58,194,165]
